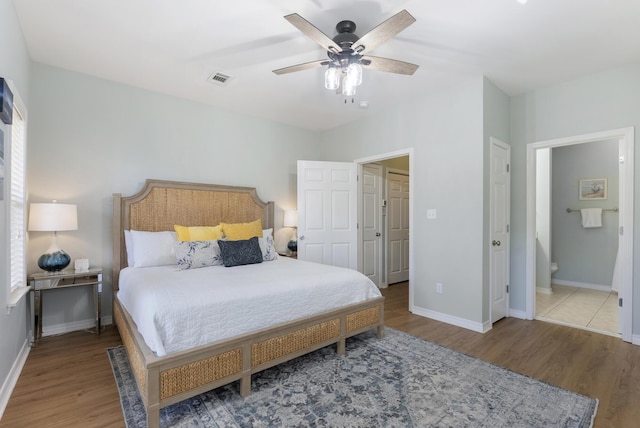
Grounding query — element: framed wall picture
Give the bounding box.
[0,78,14,125]
[579,178,607,200]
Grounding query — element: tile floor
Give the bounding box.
[536,284,620,336]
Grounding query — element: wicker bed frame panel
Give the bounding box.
[112,180,384,428]
[113,301,149,398]
[251,318,341,367]
[160,348,243,399]
[346,306,381,333]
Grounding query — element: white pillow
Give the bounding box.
[130,230,177,268]
[124,230,135,267]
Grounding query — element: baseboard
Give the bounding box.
[0,337,30,420]
[536,287,553,295]
[410,306,489,333]
[632,334,640,346]
[509,308,528,319]
[42,316,113,337]
[552,279,612,292]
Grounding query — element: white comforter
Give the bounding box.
[117,258,381,357]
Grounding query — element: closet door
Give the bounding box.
[386,169,409,284]
[362,164,383,287]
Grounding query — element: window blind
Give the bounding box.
[10,106,26,291]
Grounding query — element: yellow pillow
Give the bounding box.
[221,219,263,241]
[174,225,223,242]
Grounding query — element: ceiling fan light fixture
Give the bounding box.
[274,10,419,99]
[346,62,363,86]
[324,66,340,90]
[342,75,356,96]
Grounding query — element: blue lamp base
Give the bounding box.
[38,250,71,272]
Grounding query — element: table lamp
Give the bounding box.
[283,209,298,254]
[28,201,78,272]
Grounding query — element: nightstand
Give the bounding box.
[29,267,103,346]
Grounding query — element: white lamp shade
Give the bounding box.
[28,203,78,231]
[283,210,298,228]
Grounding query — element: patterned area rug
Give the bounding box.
[108,328,597,427]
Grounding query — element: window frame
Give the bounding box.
[5,80,28,311]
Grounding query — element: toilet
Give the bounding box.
[551,262,559,275]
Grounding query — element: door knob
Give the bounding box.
[375,232,381,237]
[492,240,501,246]
[299,236,304,240]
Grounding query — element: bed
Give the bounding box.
[112,179,385,427]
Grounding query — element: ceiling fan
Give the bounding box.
[273,9,419,95]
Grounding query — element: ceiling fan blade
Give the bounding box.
[273,59,329,75]
[353,9,416,55]
[284,13,342,53]
[361,55,419,75]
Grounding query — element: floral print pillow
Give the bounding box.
[174,240,224,270]
[259,234,278,261]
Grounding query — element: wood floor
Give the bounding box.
[3,282,640,427]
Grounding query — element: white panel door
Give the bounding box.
[362,164,383,287]
[297,160,357,269]
[490,138,511,323]
[386,170,409,284]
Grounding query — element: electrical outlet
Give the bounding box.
[436,282,443,294]
[426,209,437,219]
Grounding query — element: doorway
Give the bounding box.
[525,128,634,342]
[360,160,410,288]
[536,140,620,336]
[355,149,414,307]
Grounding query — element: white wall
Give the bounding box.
[535,148,551,292]
[27,63,322,331]
[509,64,640,333]
[0,0,31,412]
[536,145,555,294]
[320,77,489,326]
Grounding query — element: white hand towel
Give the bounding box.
[581,208,602,228]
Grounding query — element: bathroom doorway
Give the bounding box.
[535,140,620,336]
[525,127,634,342]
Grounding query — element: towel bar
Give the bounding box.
[566,208,618,213]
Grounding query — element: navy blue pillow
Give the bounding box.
[218,237,263,267]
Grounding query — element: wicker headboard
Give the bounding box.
[112,179,275,290]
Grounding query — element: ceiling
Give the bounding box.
[12,0,640,131]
